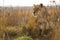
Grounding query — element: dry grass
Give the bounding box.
[0,6,60,40]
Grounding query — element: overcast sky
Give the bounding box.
[0,0,60,7]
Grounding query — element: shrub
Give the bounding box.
[14,35,33,40]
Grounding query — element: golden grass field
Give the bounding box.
[0,5,60,40]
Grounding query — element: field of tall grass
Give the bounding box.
[0,6,60,40]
